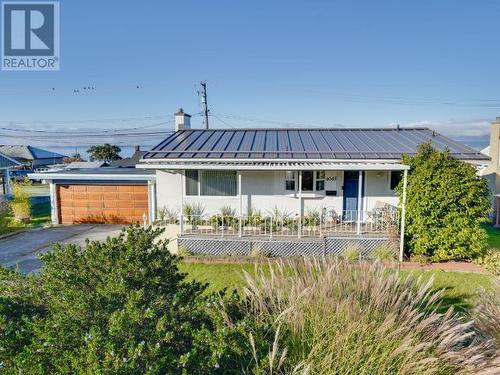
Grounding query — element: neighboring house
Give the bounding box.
[30,111,488,259]
[0,145,66,168]
[65,161,108,169]
[0,152,20,196]
[109,146,146,168]
[479,117,500,226]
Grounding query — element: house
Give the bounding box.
[479,117,500,226]
[30,110,488,259]
[0,145,65,168]
[0,152,20,196]
[65,161,109,169]
[109,146,146,168]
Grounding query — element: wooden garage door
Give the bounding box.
[57,184,149,224]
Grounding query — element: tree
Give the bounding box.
[87,144,122,163]
[0,226,235,374]
[398,142,490,261]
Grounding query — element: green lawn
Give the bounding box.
[484,224,500,249]
[0,201,51,236]
[179,261,493,313]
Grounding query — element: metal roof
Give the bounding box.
[0,152,20,168]
[29,168,156,181]
[0,145,66,161]
[142,128,488,161]
[138,161,410,171]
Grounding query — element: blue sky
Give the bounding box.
[1,0,500,151]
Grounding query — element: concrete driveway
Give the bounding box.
[0,225,124,274]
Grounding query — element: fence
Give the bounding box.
[177,236,398,257]
[156,209,399,239]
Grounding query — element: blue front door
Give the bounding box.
[343,171,360,219]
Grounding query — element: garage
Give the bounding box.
[57,184,149,224]
[29,168,157,225]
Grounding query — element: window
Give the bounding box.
[201,170,237,196]
[185,170,199,196]
[390,171,403,190]
[315,171,325,191]
[285,171,296,191]
[302,171,314,191]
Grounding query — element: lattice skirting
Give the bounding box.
[177,236,398,258]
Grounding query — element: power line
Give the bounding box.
[212,113,346,128]
[209,114,235,129]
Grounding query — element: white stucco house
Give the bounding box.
[31,110,489,259]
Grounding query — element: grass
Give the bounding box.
[0,201,51,236]
[484,223,500,248]
[178,261,493,312]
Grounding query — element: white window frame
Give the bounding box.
[315,171,325,191]
[286,170,326,192]
[185,170,238,197]
[388,170,403,191]
[285,171,296,191]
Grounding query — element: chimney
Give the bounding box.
[134,145,140,152]
[175,108,191,131]
[489,117,500,169]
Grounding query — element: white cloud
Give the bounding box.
[391,118,492,137]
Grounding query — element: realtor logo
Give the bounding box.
[2,1,59,71]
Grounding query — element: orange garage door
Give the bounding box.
[57,184,149,224]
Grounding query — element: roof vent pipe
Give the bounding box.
[175,109,191,131]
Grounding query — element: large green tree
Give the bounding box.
[398,143,490,261]
[87,144,122,163]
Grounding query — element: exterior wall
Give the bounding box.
[155,169,398,216]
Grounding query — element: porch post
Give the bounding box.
[49,181,59,225]
[356,170,363,235]
[180,171,185,234]
[5,168,12,196]
[238,171,242,237]
[399,169,408,262]
[298,171,302,238]
[147,180,156,224]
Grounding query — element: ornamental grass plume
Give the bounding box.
[238,258,499,375]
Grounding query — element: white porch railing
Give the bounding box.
[155,209,399,239]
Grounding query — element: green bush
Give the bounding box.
[398,143,490,262]
[372,246,395,261]
[0,225,237,374]
[9,178,32,223]
[476,249,500,276]
[341,245,360,261]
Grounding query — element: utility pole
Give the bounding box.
[200,81,209,129]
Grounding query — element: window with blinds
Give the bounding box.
[184,170,237,196]
[185,170,199,196]
[201,170,237,196]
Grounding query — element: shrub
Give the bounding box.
[372,246,395,261]
[398,143,490,261]
[231,258,497,374]
[341,245,360,261]
[476,248,500,276]
[156,206,178,224]
[177,245,193,256]
[0,225,231,374]
[9,178,32,223]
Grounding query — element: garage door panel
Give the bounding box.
[58,184,149,224]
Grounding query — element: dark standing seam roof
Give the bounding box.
[143,128,489,161]
[0,152,19,168]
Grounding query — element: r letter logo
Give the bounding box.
[2,1,60,71]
